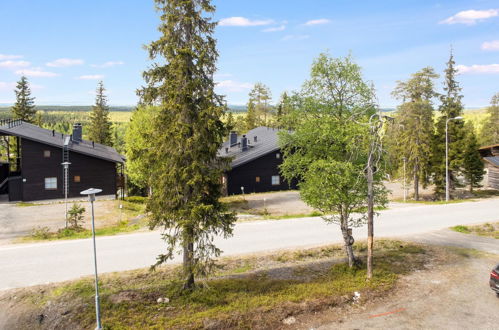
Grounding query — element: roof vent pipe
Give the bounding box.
[52,130,55,137]
[254,136,257,142]
[225,147,229,153]
[242,135,248,151]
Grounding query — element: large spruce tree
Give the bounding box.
[12,76,36,123]
[392,67,439,200]
[431,51,466,197]
[462,122,484,192]
[88,81,112,145]
[138,0,236,289]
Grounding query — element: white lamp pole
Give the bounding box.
[445,116,463,202]
[80,188,103,330]
[61,161,71,227]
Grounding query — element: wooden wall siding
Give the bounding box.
[488,164,499,190]
[226,150,297,195]
[21,139,117,201]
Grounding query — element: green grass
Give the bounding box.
[450,222,499,239]
[25,240,432,329]
[15,202,39,207]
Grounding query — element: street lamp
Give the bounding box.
[61,161,71,227]
[445,116,463,202]
[80,188,103,330]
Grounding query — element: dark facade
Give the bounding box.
[20,139,118,201]
[225,149,297,195]
[0,120,124,202]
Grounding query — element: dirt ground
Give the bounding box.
[298,252,499,330]
[0,198,126,245]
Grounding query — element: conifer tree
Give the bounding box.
[462,122,484,192]
[137,0,236,290]
[431,51,466,197]
[480,92,499,146]
[88,81,112,145]
[12,76,36,123]
[392,67,439,200]
[246,82,272,128]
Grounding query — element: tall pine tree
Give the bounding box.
[138,0,236,290]
[392,67,439,200]
[462,122,484,192]
[480,92,499,146]
[431,50,466,197]
[88,81,112,145]
[12,76,36,123]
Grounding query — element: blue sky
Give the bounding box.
[0,0,498,107]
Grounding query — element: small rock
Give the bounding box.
[157,297,164,303]
[282,316,296,325]
[157,297,170,304]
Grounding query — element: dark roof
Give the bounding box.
[0,121,124,163]
[484,156,499,167]
[219,126,282,168]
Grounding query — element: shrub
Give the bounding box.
[124,196,147,204]
[31,226,51,239]
[68,203,85,229]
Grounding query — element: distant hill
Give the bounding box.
[0,104,247,113]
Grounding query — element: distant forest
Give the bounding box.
[0,105,248,113]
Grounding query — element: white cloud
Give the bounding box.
[457,64,499,74]
[262,25,286,32]
[216,80,253,92]
[77,74,104,80]
[46,58,84,67]
[439,9,498,25]
[0,60,31,69]
[91,61,125,68]
[282,34,310,41]
[303,18,331,26]
[0,54,23,60]
[15,69,60,77]
[481,40,499,51]
[219,17,274,27]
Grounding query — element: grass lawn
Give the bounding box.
[451,222,499,239]
[10,240,439,329]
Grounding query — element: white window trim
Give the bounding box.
[271,175,280,186]
[45,177,57,190]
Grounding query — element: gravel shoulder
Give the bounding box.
[311,253,499,330]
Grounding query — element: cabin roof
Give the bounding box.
[219,126,282,168]
[0,121,124,163]
[484,156,499,167]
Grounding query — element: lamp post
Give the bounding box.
[445,116,463,202]
[366,113,393,279]
[61,161,71,227]
[80,188,103,330]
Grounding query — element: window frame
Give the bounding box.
[271,175,280,186]
[74,175,81,183]
[44,177,57,190]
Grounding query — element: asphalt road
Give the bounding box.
[0,198,498,291]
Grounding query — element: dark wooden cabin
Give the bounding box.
[479,144,499,190]
[0,120,125,202]
[219,126,297,195]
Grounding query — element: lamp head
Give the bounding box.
[80,188,102,202]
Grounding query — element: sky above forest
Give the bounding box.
[0,0,498,107]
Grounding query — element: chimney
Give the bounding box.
[225,147,229,153]
[52,129,55,137]
[72,123,82,142]
[230,131,238,147]
[254,136,257,142]
[242,135,248,151]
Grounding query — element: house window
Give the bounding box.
[276,153,281,159]
[43,150,51,158]
[44,177,57,190]
[271,175,280,185]
[74,175,81,183]
[255,176,260,183]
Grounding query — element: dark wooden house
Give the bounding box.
[0,120,125,202]
[479,144,499,190]
[219,126,297,195]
